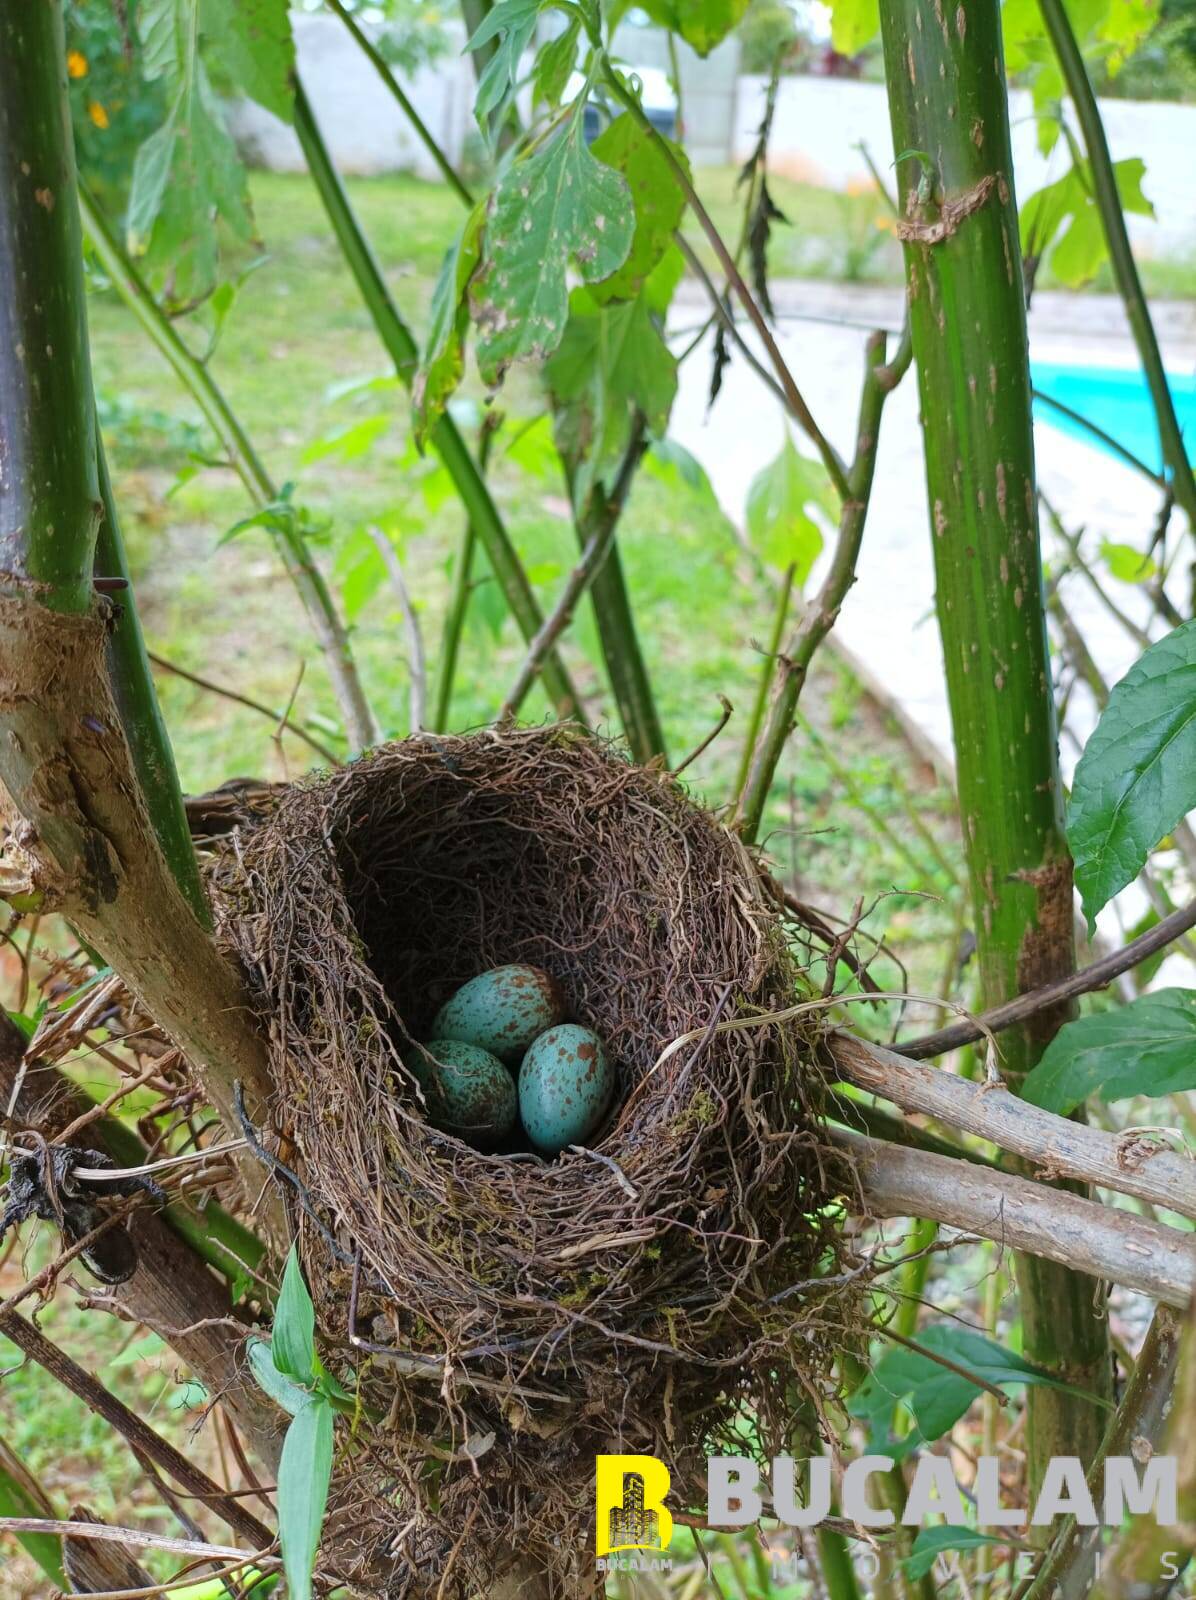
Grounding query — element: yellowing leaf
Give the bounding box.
[413,202,486,443]
[473,115,634,384]
[827,0,880,54]
[637,0,749,54]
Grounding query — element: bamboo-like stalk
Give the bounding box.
[95,442,208,925]
[877,0,1112,1493]
[293,82,588,725]
[1036,0,1196,531]
[0,0,98,614]
[80,188,377,756]
[0,1440,66,1590]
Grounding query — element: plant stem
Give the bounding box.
[601,58,852,502]
[1036,0,1196,531]
[325,0,475,204]
[79,188,377,755]
[95,442,208,926]
[569,423,667,762]
[293,82,588,725]
[878,0,1111,1494]
[736,563,795,796]
[0,0,98,615]
[433,422,495,732]
[736,330,909,842]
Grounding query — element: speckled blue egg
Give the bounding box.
[518,1024,614,1157]
[423,1038,517,1150]
[431,965,565,1065]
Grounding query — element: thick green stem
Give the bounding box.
[95,443,208,925]
[293,82,588,725]
[79,189,377,755]
[1036,0,1196,531]
[878,0,1111,1498]
[0,0,98,613]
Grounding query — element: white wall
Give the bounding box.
[228,13,476,180]
[734,74,1196,255]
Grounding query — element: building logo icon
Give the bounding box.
[595,1455,673,1558]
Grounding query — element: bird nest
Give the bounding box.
[209,726,856,1596]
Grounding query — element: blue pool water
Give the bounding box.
[1031,361,1196,473]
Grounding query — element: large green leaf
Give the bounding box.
[745,433,834,585]
[413,202,486,443]
[827,0,880,53]
[204,0,295,122]
[849,1325,1093,1461]
[473,115,634,383]
[637,0,749,53]
[1067,619,1196,925]
[589,114,689,304]
[1022,989,1196,1114]
[545,291,677,505]
[904,1527,1006,1582]
[278,1397,334,1600]
[1020,159,1153,286]
[271,1244,318,1384]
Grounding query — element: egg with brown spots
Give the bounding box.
[518,1024,614,1157]
[431,964,565,1065]
[422,1038,517,1150]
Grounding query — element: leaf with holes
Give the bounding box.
[545,291,677,506]
[414,203,486,444]
[589,113,689,304]
[473,115,634,384]
[745,434,834,586]
[849,1325,1096,1461]
[278,1397,333,1600]
[1068,620,1196,925]
[637,0,749,53]
[1022,989,1196,1114]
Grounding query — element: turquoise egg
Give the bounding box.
[431,964,566,1066]
[423,1038,517,1151]
[518,1024,615,1157]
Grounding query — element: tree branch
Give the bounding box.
[836,1127,1196,1308]
[898,895,1196,1058]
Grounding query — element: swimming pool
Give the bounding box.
[1031,360,1196,474]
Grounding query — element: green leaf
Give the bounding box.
[745,433,834,584]
[903,1526,1006,1582]
[301,414,392,464]
[473,114,635,384]
[545,291,677,505]
[277,1397,334,1600]
[1022,989,1196,1114]
[469,0,546,134]
[1020,159,1153,287]
[129,0,255,305]
[204,0,295,122]
[848,1325,1093,1461]
[826,0,880,54]
[532,16,581,107]
[589,114,689,304]
[271,1244,318,1383]
[1100,538,1157,584]
[637,0,749,53]
[247,1337,311,1416]
[1067,620,1196,925]
[414,202,486,445]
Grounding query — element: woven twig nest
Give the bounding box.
[211,726,854,1595]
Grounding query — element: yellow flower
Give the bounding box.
[67,49,88,79]
[87,101,109,130]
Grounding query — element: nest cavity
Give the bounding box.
[211,726,854,1596]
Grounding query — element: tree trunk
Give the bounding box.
[877,0,1112,1500]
